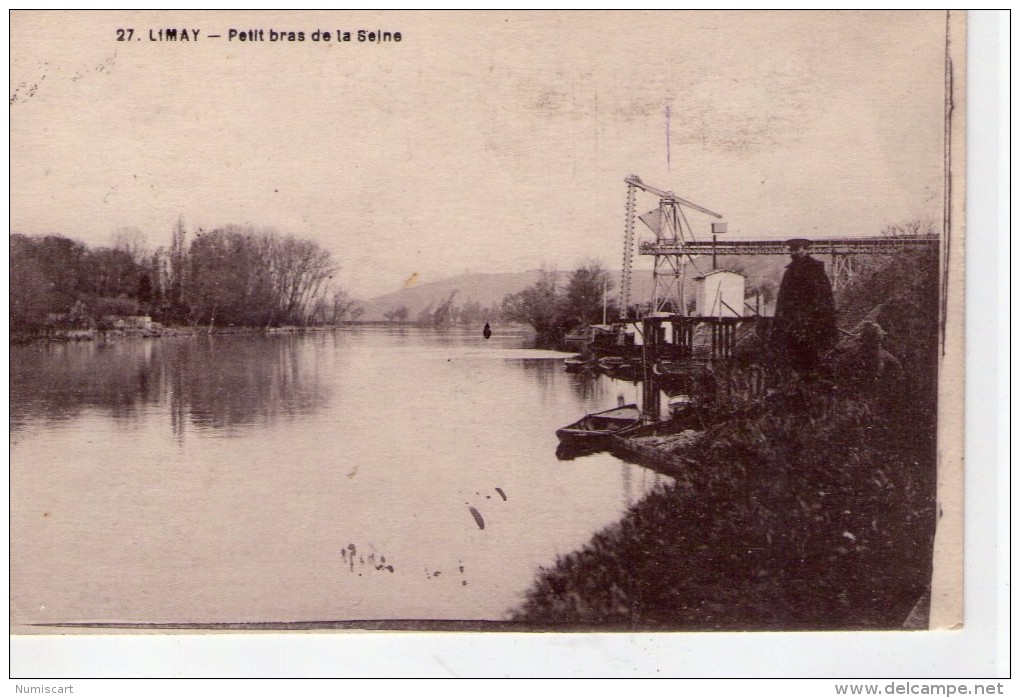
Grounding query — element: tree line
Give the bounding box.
[372,263,611,342]
[500,261,616,348]
[382,294,499,328]
[10,220,362,332]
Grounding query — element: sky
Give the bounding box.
[10,11,950,299]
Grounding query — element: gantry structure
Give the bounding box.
[619,175,939,316]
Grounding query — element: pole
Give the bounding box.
[603,278,608,325]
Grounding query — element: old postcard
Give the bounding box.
[10,9,970,664]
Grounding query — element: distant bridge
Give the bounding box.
[640,235,939,257]
[640,235,940,293]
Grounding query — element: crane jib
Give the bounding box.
[623,176,723,219]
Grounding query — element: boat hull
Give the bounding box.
[555,404,643,445]
[563,355,595,372]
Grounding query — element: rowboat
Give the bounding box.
[667,394,695,418]
[597,356,632,372]
[653,360,689,378]
[598,357,643,382]
[563,355,594,372]
[556,404,643,445]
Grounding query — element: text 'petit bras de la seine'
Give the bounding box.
[130,28,402,43]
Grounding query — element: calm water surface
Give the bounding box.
[10,327,670,624]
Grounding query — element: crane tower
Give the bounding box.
[618,175,723,318]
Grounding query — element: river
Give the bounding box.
[10,327,671,626]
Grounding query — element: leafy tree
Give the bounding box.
[562,261,614,328]
[188,229,243,326]
[31,235,89,303]
[9,233,150,329]
[137,272,154,308]
[9,235,55,329]
[384,305,409,323]
[85,247,138,298]
[168,217,188,307]
[501,270,566,347]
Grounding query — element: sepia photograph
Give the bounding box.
[8,9,988,677]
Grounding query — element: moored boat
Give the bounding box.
[555,404,643,445]
[598,356,643,381]
[667,394,695,418]
[597,356,633,372]
[563,355,594,372]
[653,359,689,378]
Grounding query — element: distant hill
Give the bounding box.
[358,270,578,322]
[357,257,794,322]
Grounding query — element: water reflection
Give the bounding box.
[554,365,673,422]
[514,358,644,407]
[11,328,673,625]
[508,358,562,407]
[564,369,607,402]
[554,440,601,462]
[621,461,634,508]
[10,335,330,437]
[10,341,160,428]
[167,336,329,433]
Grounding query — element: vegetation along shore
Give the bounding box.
[10,221,362,343]
[513,249,938,629]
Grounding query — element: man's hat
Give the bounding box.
[786,238,812,250]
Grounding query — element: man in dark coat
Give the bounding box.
[769,239,838,374]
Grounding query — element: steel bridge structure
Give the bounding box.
[620,175,940,315]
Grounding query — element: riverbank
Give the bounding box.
[513,250,940,629]
[8,324,359,344]
[10,321,535,345]
[514,380,936,629]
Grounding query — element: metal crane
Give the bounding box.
[618,177,941,317]
[619,175,723,318]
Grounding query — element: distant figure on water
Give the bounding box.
[483,322,492,340]
[769,238,838,375]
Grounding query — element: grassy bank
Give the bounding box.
[513,250,939,629]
